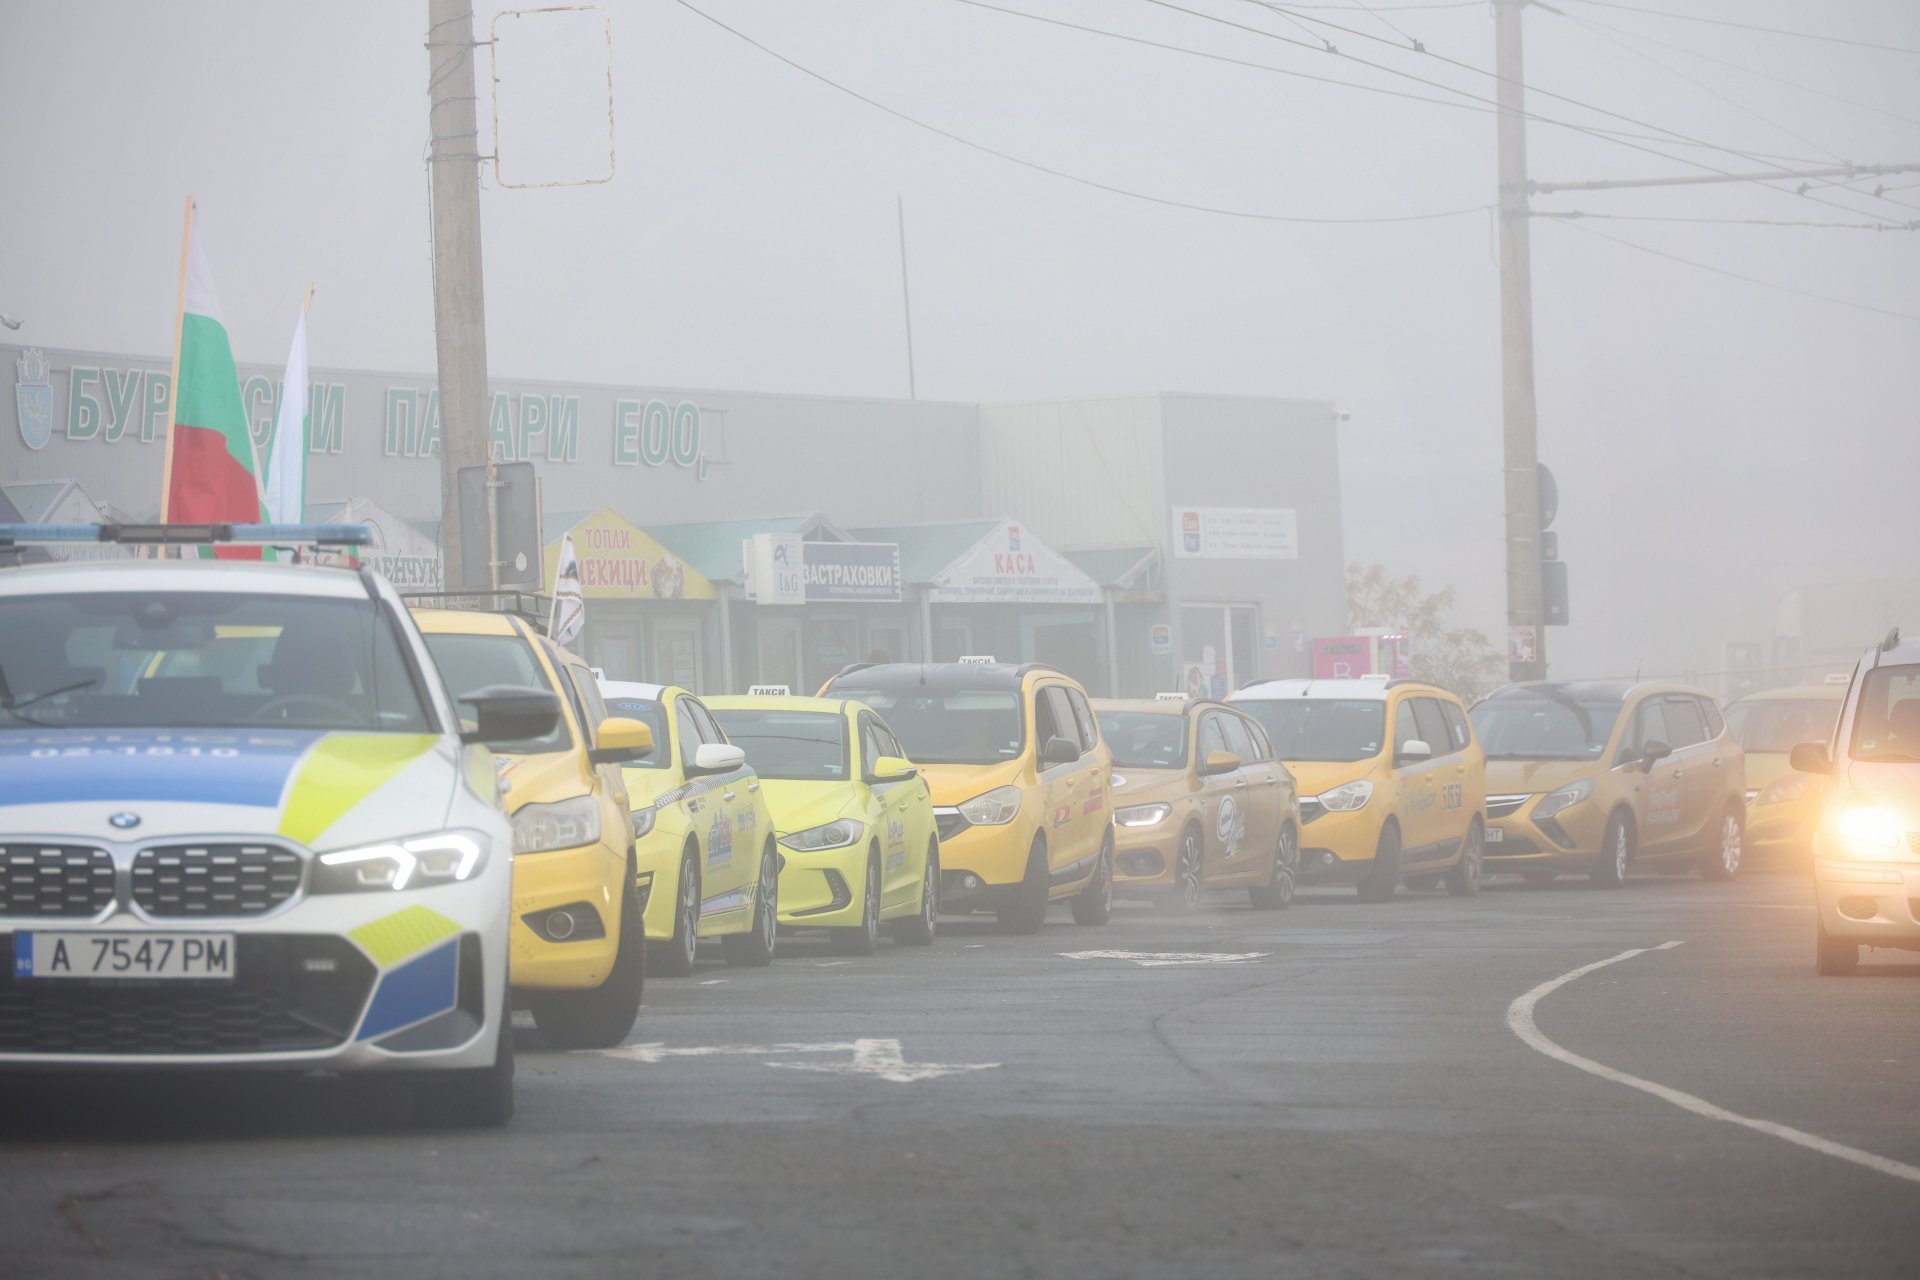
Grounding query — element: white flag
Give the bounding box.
[263,304,309,525]
[550,532,585,649]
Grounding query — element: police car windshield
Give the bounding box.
[0,591,430,733]
[422,632,571,754]
[1096,711,1188,769]
[829,688,1023,765]
[1726,698,1840,754]
[1236,699,1384,763]
[1470,696,1622,760]
[601,697,670,769]
[710,709,849,782]
[1850,666,1920,763]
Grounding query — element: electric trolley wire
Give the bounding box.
[1557,0,1920,58]
[669,0,1491,224]
[1537,210,1918,232]
[1553,219,1920,323]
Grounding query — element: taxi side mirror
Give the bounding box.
[871,754,918,783]
[1395,739,1432,765]
[1039,735,1081,769]
[1640,740,1672,772]
[1198,749,1241,777]
[589,716,654,766]
[689,742,747,776]
[459,684,560,746]
[1789,741,1831,775]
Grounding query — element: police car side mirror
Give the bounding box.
[460,685,560,746]
[1789,741,1831,775]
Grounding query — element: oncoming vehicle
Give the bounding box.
[0,524,560,1128]
[1470,680,1745,886]
[1727,682,1845,866]
[1093,697,1299,910]
[415,610,654,1048]
[1790,630,1920,976]
[596,680,780,976]
[819,662,1114,934]
[708,694,939,954]
[1230,679,1486,901]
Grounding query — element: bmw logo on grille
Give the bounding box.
[108,812,142,830]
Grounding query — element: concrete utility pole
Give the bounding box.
[1495,0,1545,682]
[426,0,493,590]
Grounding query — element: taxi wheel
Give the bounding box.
[831,848,883,956]
[997,838,1051,935]
[1592,812,1633,889]
[649,844,701,979]
[416,986,514,1129]
[1070,835,1115,926]
[724,842,780,967]
[1247,825,1295,910]
[1445,821,1483,896]
[891,842,939,946]
[1816,914,1859,976]
[1356,824,1401,903]
[1698,806,1743,882]
[530,868,646,1050]
[1169,827,1205,912]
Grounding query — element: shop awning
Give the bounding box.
[543,506,718,600]
[650,513,851,585]
[853,519,1102,606]
[1066,545,1162,602]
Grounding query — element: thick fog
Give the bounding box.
[2,0,1915,680]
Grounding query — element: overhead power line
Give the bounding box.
[669,0,1489,224]
[1537,210,1918,232]
[1558,0,1920,58]
[1552,220,1920,324]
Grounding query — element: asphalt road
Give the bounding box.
[5,868,1918,1279]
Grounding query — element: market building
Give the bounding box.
[2,342,1349,696]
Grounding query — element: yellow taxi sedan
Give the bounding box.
[707,695,939,954]
[1727,682,1845,867]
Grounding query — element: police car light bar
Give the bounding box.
[0,522,375,549]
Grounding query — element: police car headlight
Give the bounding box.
[1316,780,1374,812]
[1115,803,1171,829]
[512,796,601,855]
[959,785,1023,826]
[314,832,487,893]
[779,820,864,852]
[1533,778,1594,821]
[630,805,658,840]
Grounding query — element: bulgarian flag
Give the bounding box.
[160,199,267,558]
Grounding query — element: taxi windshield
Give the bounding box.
[1850,665,1920,763]
[710,709,850,781]
[422,631,571,754]
[1726,698,1841,754]
[1235,698,1383,763]
[0,591,431,733]
[1096,711,1188,769]
[1470,695,1623,760]
[828,688,1023,765]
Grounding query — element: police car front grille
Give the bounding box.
[0,846,116,918]
[131,844,305,917]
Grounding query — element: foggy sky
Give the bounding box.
[2,0,1915,682]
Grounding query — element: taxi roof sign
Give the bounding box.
[747,684,791,696]
[958,655,997,665]
[1825,671,1851,685]
[1154,691,1187,702]
[0,522,375,549]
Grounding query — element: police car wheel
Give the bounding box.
[416,989,515,1129]
[891,842,939,946]
[531,868,647,1049]
[998,838,1051,935]
[832,848,883,956]
[650,845,701,978]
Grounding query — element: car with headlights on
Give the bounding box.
[415,610,654,1048]
[1789,629,1920,975]
[1094,697,1298,910]
[596,681,780,975]
[819,662,1113,934]
[0,523,559,1127]
[1726,681,1845,867]
[708,694,938,954]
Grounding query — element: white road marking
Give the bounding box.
[1508,942,1920,1185]
[698,979,730,985]
[589,1038,999,1083]
[1060,949,1269,967]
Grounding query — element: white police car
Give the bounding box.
[0,524,558,1127]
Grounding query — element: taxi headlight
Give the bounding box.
[1757,774,1810,807]
[314,831,487,893]
[1316,780,1373,812]
[630,805,658,840]
[1833,799,1905,859]
[1533,778,1594,822]
[511,796,601,855]
[1115,803,1171,829]
[959,785,1023,826]
[779,819,865,852]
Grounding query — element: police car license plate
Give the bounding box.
[14,932,235,980]
[1484,827,1504,843]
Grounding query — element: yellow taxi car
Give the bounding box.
[415,610,653,1048]
[819,661,1114,934]
[1094,697,1300,910]
[597,681,780,976]
[1230,678,1486,901]
[707,694,940,954]
[1727,681,1845,866]
[1469,680,1746,886]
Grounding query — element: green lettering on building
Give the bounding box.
[548,394,580,463]
[488,391,514,461]
[67,367,101,440]
[612,399,640,465]
[384,387,417,457]
[243,375,275,452]
[671,401,700,468]
[310,383,345,454]
[518,394,547,460]
[640,399,670,466]
[415,388,441,458]
[142,372,170,442]
[102,368,142,444]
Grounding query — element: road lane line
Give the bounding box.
[1508,943,1920,1185]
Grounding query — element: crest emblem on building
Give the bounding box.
[14,348,52,451]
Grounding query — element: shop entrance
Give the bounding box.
[756,615,802,691]
[1180,604,1259,699]
[655,622,703,691]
